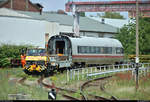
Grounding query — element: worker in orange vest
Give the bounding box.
[21,54,26,68]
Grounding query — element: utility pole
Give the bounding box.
[72,4,80,37]
[135,0,139,90]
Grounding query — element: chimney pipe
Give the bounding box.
[26,0,29,11]
[10,0,13,9]
[40,8,42,15]
[45,33,49,49]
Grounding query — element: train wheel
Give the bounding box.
[57,68,64,73]
[72,66,77,69]
[43,68,53,77]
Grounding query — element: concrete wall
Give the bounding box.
[0,16,60,48]
[80,32,99,37]
[44,21,60,36]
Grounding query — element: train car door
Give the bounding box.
[56,41,65,55]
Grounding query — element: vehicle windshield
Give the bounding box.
[26,49,46,56]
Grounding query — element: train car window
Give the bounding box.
[104,47,107,54]
[112,47,116,54]
[78,46,81,53]
[100,47,104,54]
[116,47,123,54]
[78,46,84,53]
[84,46,88,53]
[91,47,96,53]
[102,47,112,54]
[107,47,112,54]
[96,47,100,54]
[78,46,114,54]
[81,46,85,53]
[91,46,94,53]
[121,48,124,54]
[89,46,92,53]
[116,48,120,54]
[87,46,90,53]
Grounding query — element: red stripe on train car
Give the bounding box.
[72,55,124,58]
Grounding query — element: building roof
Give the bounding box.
[0,8,31,18]
[33,3,43,9]
[17,11,117,33]
[89,17,130,28]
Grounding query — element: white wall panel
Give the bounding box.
[0,16,47,48]
[59,25,73,33]
[0,16,71,48]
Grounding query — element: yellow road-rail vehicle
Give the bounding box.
[22,48,53,75]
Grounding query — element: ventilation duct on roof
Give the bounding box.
[101,18,105,24]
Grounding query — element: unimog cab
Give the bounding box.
[22,48,48,75]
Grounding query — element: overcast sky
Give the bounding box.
[30,0,128,19]
[30,0,66,11]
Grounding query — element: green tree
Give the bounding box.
[101,12,124,19]
[115,18,150,56]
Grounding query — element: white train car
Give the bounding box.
[47,35,124,69]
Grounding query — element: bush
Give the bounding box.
[0,58,10,68]
[0,44,33,68]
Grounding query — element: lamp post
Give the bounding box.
[135,0,139,90]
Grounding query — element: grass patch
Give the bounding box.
[105,72,150,100]
[0,68,48,100]
[1,68,150,100]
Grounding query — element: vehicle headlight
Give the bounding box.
[50,57,56,61]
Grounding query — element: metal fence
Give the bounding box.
[66,63,150,82]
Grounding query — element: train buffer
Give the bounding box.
[87,68,133,79]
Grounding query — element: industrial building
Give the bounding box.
[0,7,117,48]
[17,10,118,37]
[0,0,118,48]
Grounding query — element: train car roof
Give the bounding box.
[68,36,123,48]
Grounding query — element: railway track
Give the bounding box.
[80,75,117,100]
[17,75,117,100]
